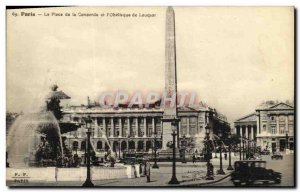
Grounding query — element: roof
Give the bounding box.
[235,113,256,123]
[256,102,294,111]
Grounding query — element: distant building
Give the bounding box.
[234,102,294,152]
[61,102,230,157]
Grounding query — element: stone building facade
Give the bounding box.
[234,102,294,152]
[61,103,229,157]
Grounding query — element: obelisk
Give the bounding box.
[162,6,178,150]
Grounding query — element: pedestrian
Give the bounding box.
[224,153,227,160]
[145,161,151,182]
[192,153,196,163]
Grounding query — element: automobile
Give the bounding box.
[260,149,271,155]
[249,153,262,160]
[231,160,281,186]
[271,152,283,160]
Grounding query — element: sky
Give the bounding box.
[6,6,294,125]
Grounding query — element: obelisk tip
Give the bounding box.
[167,6,174,13]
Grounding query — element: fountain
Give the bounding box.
[7,111,63,167]
[193,131,206,153]
[6,85,79,168]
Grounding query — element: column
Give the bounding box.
[135,117,138,138]
[102,140,105,150]
[246,126,249,139]
[186,117,190,137]
[119,118,123,138]
[179,120,182,136]
[251,125,254,140]
[127,117,131,137]
[285,115,289,133]
[143,117,147,137]
[152,117,155,136]
[239,126,242,145]
[276,115,279,135]
[94,118,98,138]
[143,141,146,151]
[102,117,106,138]
[160,118,163,136]
[111,117,114,137]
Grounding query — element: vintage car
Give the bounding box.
[231,160,281,186]
[271,152,283,160]
[260,149,271,155]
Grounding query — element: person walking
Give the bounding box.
[145,161,151,182]
[192,153,196,163]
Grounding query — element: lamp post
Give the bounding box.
[205,125,214,180]
[152,132,159,169]
[181,135,187,163]
[168,119,180,185]
[82,115,94,187]
[217,131,225,175]
[227,133,233,170]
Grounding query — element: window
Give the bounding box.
[263,124,266,131]
[270,116,275,121]
[271,126,276,134]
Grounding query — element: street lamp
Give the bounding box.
[205,125,214,180]
[168,118,180,185]
[227,133,233,170]
[152,132,159,169]
[82,115,94,187]
[217,130,225,175]
[181,135,187,163]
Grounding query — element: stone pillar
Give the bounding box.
[143,141,146,151]
[239,126,242,146]
[102,140,105,150]
[186,117,190,137]
[127,117,131,137]
[251,125,254,140]
[94,118,98,138]
[179,120,182,136]
[119,118,123,138]
[143,117,147,137]
[135,117,138,138]
[286,115,289,133]
[135,141,138,150]
[276,115,279,135]
[111,117,114,137]
[152,117,155,136]
[102,117,106,138]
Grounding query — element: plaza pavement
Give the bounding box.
[8,153,240,187]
